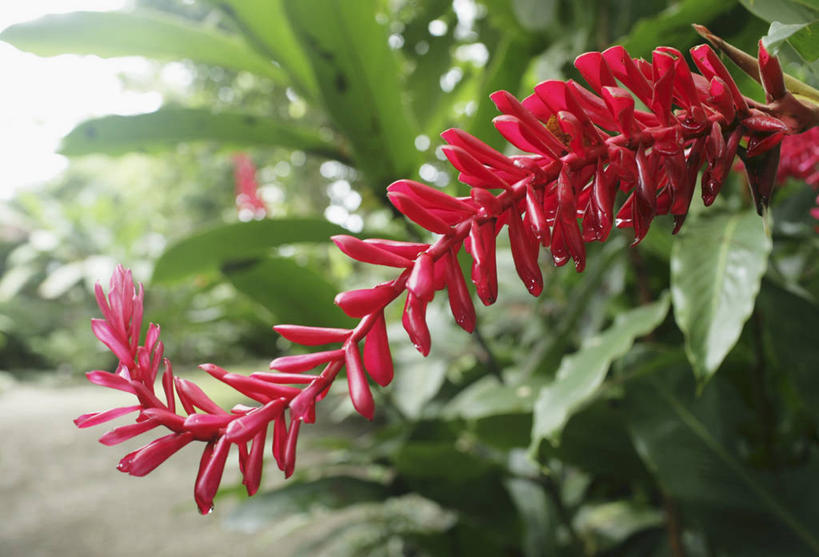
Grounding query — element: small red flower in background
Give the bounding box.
[233,153,267,220]
[776,128,819,223]
[79,39,818,512]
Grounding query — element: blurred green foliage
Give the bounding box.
[2,0,819,555]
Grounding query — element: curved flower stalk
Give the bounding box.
[79,41,818,512]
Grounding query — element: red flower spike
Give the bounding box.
[80,38,815,513]
[344,342,375,420]
[363,311,394,386]
[273,325,351,346]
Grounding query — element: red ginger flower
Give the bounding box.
[80,42,817,512]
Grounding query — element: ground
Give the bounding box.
[0,379,294,557]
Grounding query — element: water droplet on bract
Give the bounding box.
[116,462,127,472]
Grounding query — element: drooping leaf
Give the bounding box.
[670,210,771,384]
[504,478,556,557]
[739,0,819,26]
[224,476,389,533]
[152,219,347,285]
[0,10,286,83]
[283,0,418,191]
[625,369,819,556]
[222,256,350,328]
[60,108,347,160]
[530,293,670,449]
[206,0,318,98]
[763,21,819,62]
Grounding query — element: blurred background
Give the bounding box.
[1,0,818,556]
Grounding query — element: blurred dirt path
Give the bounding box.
[0,382,284,557]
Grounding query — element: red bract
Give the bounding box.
[80,43,817,512]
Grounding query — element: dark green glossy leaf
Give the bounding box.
[0,10,285,82]
[283,0,418,190]
[152,219,347,284]
[625,369,819,555]
[224,476,389,533]
[60,108,347,160]
[530,293,670,448]
[222,256,350,327]
[671,210,771,384]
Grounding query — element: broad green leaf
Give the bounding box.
[224,476,389,533]
[222,256,350,327]
[390,356,447,420]
[0,10,286,83]
[670,210,771,383]
[574,501,664,553]
[284,0,418,191]
[739,0,819,25]
[445,375,545,420]
[207,0,318,98]
[61,108,347,160]
[529,294,670,449]
[625,370,819,555]
[152,219,347,284]
[620,0,738,58]
[763,21,819,62]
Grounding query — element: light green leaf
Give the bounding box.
[224,476,389,533]
[445,375,545,420]
[152,219,347,285]
[207,0,318,98]
[284,0,418,191]
[222,256,350,327]
[0,10,286,82]
[60,108,347,160]
[670,210,771,383]
[504,478,556,557]
[763,21,819,62]
[530,294,670,449]
[739,0,819,26]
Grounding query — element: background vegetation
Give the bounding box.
[1,0,818,555]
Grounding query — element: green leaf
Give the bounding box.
[504,478,556,557]
[625,369,819,555]
[222,256,350,327]
[224,476,389,533]
[445,375,544,420]
[670,210,771,383]
[0,10,286,82]
[283,0,418,190]
[739,0,819,25]
[530,294,670,449]
[620,0,738,58]
[574,501,664,553]
[763,21,819,62]
[60,108,347,160]
[207,0,318,98]
[152,219,347,284]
